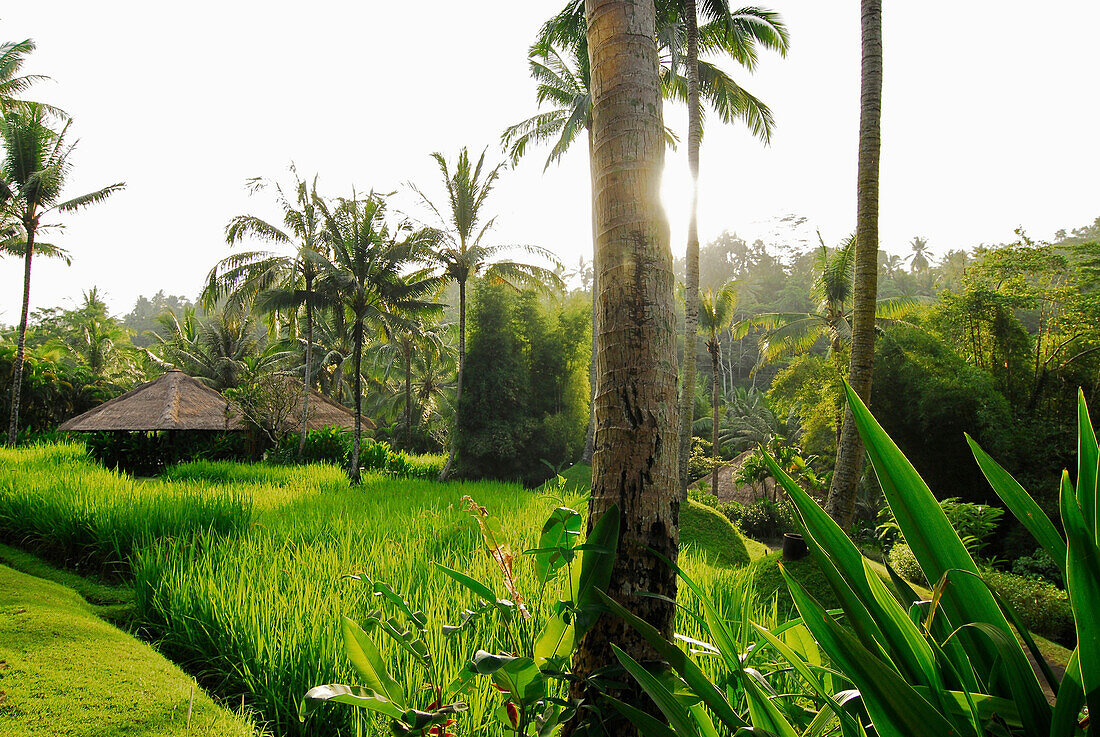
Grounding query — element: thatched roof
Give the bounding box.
[60,369,245,432]
[59,370,372,433]
[274,376,372,431]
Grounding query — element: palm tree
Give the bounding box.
[311,193,443,484]
[908,235,930,273]
[373,316,447,452]
[827,0,883,527]
[204,166,325,461]
[566,0,680,731]
[738,235,921,367]
[1,105,124,445]
[665,1,789,494]
[151,306,263,391]
[698,281,740,494]
[0,38,65,117]
[413,147,562,479]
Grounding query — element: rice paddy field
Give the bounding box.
[0,443,771,737]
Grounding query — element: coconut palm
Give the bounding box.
[827,0,883,527]
[664,0,789,493]
[697,280,740,493]
[311,192,443,484]
[373,316,448,452]
[204,166,325,461]
[2,105,124,445]
[567,1,681,730]
[908,235,931,273]
[413,147,562,479]
[151,306,263,391]
[738,234,922,367]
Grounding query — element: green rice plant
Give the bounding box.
[0,443,251,579]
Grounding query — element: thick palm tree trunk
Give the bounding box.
[6,226,35,446]
[439,279,466,480]
[350,318,364,485]
[710,344,720,495]
[567,1,680,732]
[826,0,882,527]
[297,276,314,462]
[582,130,598,465]
[678,0,702,495]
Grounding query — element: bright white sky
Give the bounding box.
[2,2,1098,321]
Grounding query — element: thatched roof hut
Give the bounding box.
[59,369,371,433]
[60,369,244,432]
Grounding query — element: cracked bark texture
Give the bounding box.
[827,0,882,527]
[567,0,681,733]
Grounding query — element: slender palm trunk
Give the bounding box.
[826,0,882,527]
[439,279,466,480]
[710,341,720,495]
[7,224,35,446]
[567,1,679,732]
[350,317,364,485]
[405,348,413,452]
[582,130,598,465]
[678,0,702,497]
[297,274,314,461]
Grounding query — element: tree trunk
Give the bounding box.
[439,278,466,480]
[297,273,314,462]
[826,0,882,528]
[710,343,720,495]
[582,130,598,465]
[567,1,680,733]
[349,317,364,485]
[7,224,35,446]
[405,348,413,452]
[677,0,702,497]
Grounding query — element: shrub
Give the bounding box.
[270,426,351,466]
[983,568,1074,646]
[687,486,719,509]
[679,501,750,568]
[1012,548,1064,587]
[84,430,250,476]
[688,437,719,483]
[726,498,796,540]
[887,542,925,586]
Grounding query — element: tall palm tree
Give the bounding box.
[413,147,562,479]
[698,280,740,494]
[827,0,883,527]
[665,0,789,494]
[907,235,930,273]
[311,192,443,484]
[566,0,680,731]
[204,166,325,461]
[1,105,124,445]
[373,316,447,452]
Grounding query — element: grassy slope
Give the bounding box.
[0,564,257,737]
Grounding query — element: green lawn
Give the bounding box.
[0,563,258,736]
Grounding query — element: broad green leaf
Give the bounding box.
[842,380,1050,733]
[434,562,498,602]
[966,434,1067,569]
[341,617,405,708]
[1050,647,1084,737]
[1060,472,1100,724]
[751,622,861,736]
[741,665,800,737]
[532,506,582,583]
[783,569,960,737]
[299,683,402,721]
[909,687,1021,728]
[763,452,891,660]
[605,696,679,737]
[612,645,702,737]
[572,503,619,636]
[533,609,575,665]
[597,590,747,730]
[1076,389,1098,540]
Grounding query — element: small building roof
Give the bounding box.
[59,369,373,433]
[60,369,245,432]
